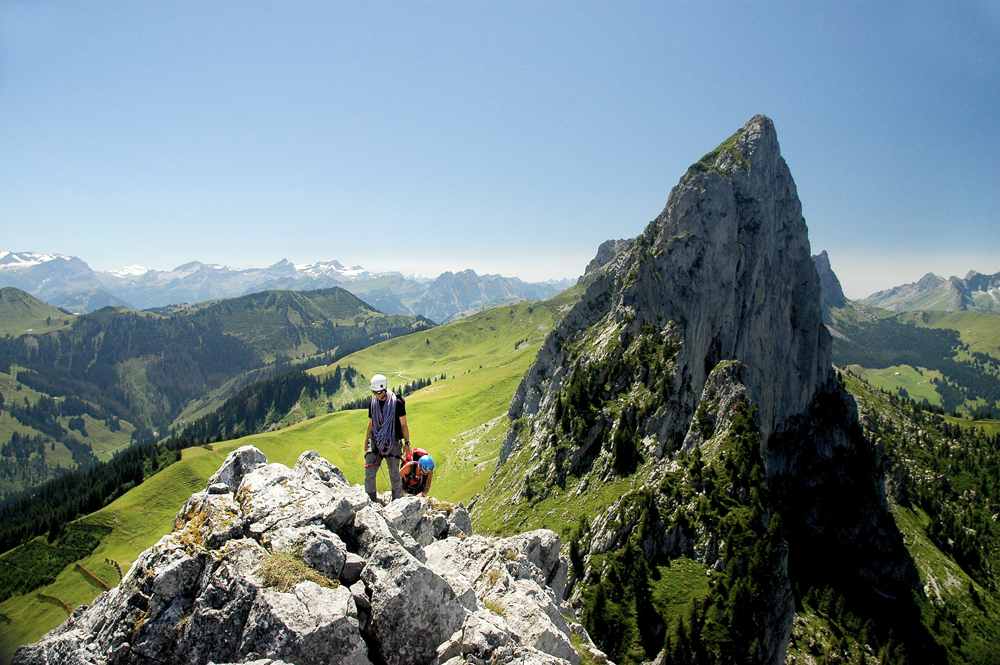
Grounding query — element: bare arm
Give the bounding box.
[399,415,411,458]
[399,415,410,444]
[364,420,373,452]
[421,471,433,497]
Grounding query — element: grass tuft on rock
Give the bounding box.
[255,552,340,593]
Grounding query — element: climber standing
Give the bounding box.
[400,447,435,497]
[364,374,410,502]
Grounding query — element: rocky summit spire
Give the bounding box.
[489,117,916,663]
[504,114,832,459]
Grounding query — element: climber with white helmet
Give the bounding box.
[363,373,410,502]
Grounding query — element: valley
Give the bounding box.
[0,286,432,504]
[0,288,578,661]
[826,301,1000,419]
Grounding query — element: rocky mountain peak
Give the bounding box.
[506,114,831,456]
[916,272,945,290]
[486,116,915,663]
[14,446,602,665]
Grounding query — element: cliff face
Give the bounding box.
[812,250,847,323]
[504,115,831,462]
[14,447,601,665]
[486,115,917,664]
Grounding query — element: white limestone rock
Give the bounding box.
[13,447,594,665]
[207,445,268,493]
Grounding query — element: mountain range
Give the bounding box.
[861,269,1000,314]
[0,251,573,323]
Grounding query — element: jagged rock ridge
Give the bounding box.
[14,447,603,665]
[486,115,917,663]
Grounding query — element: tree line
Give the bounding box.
[0,442,175,555]
[831,317,1000,413]
[173,365,358,444]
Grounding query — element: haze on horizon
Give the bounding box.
[1,1,997,301]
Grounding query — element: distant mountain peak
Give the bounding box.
[0,250,72,270]
[107,265,150,278]
[915,272,944,290]
[862,268,1000,313]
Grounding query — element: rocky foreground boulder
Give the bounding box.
[13,447,603,665]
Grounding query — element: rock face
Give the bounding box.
[504,116,831,462]
[13,447,599,665]
[487,116,917,664]
[578,239,631,285]
[811,250,846,322]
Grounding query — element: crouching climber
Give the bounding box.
[364,373,410,502]
[400,447,435,497]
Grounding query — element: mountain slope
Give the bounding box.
[0,289,75,338]
[477,115,915,664]
[0,289,581,660]
[0,287,431,504]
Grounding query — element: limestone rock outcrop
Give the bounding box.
[13,446,600,665]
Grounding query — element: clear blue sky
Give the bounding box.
[2,1,997,299]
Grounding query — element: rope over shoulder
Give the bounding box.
[370,389,398,456]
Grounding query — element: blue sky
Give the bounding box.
[1,1,997,299]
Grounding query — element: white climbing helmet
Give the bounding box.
[370,374,388,392]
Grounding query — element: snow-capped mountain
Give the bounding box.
[0,251,107,303]
[0,252,389,311]
[0,251,572,320]
[0,251,73,270]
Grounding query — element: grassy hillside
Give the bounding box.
[0,286,583,659]
[899,310,1000,361]
[846,364,944,406]
[828,302,1000,417]
[0,446,223,664]
[0,288,75,339]
[185,287,430,363]
[0,369,137,505]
